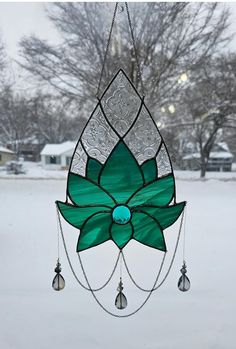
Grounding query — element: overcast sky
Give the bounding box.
[0,2,236,59]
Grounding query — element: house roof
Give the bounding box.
[0,146,14,154]
[183,151,233,160]
[40,141,76,156]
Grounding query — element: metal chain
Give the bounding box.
[96,2,118,98]
[56,206,120,292]
[122,208,185,292]
[78,250,166,318]
[125,2,145,97]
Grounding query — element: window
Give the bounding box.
[66,156,72,166]
[45,155,61,164]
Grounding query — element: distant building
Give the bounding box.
[7,136,45,162]
[182,142,233,172]
[0,147,15,166]
[40,141,76,170]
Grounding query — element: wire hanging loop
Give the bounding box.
[96,2,118,99]
[96,2,145,99]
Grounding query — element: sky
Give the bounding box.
[1,2,236,60]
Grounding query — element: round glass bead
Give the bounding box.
[112,205,131,225]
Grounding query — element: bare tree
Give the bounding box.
[19,2,231,114]
[0,88,33,155]
[29,93,87,144]
[178,54,236,177]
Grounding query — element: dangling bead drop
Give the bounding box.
[52,259,65,291]
[178,261,190,292]
[115,278,127,310]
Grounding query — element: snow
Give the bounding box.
[183,151,233,160]
[41,141,76,156]
[1,161,236,181]
[0,146,14,154]
[0,176,235,348]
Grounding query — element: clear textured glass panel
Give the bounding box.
[52,274,65,291]
[115,292,128,310]
[156,143,172,177]
[124,105,162,164]
[101,70,141,137]
[178,275,191,292]
[81,106,119,164]
[70,142,87,176]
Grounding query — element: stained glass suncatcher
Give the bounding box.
[56,69,186,253]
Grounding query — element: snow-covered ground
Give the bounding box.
[0,177,235,349]
[1,161,236,181]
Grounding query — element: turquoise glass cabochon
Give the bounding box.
[112,205,131,225]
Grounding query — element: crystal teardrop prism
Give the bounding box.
[115,292,128,310]
[52,259,65,291]
[178,261,190,292]
[52,273,65,291]
[115,277,128,310]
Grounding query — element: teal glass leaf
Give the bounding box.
[56,201,110,229]
[68,173,115,207]
[110,222,133,249]
[100,141,143,203]
[133,202,186,229]
[127,174,174,207]
[86,158,102,184]
[132,212,166,251]
[141,159,157,184]
[77,212,111,252]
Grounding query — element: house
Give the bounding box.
[40,141,76,170]
[182,142,233,172]
[7,136,45,162]
[0,147,15,166]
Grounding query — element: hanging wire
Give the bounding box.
[96,2,118,98]
[121,208,185,292]
[56,205,121,292]
[125,2,145,97]
[96,2,145,98]
[56,207,60,260]
[182,204,187,262]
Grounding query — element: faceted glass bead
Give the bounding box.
[178,274,190,292]
[115,292,128,309]
[112,205,131,225]
[52,273,65,291]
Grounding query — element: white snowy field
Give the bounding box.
[0,177,236,349]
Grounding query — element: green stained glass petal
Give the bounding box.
[68,173,115,207]
[56,201,110,229]
[100,141,143,203]
[132,212,166,251]
[86,158,102,183]
[128,174,174,207]
[110,222,133,249]
[77,212,111,252]
[133,202,186,230]
[141,159,157,184]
